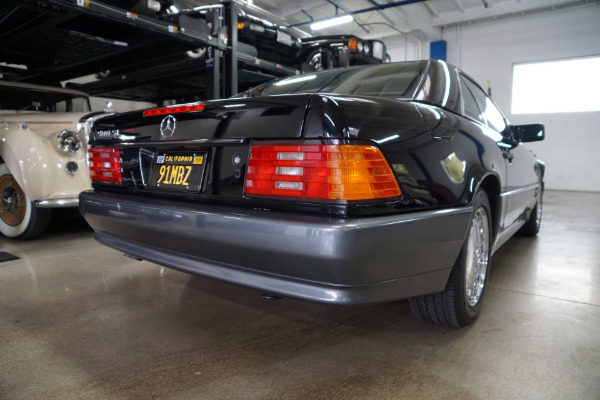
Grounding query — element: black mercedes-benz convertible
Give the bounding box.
[80,60,545,327]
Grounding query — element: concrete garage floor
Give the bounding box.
[0,190,599,400]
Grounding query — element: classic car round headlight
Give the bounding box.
[362,42,370,54]
[57,129,82,156]
[357,42,364,52]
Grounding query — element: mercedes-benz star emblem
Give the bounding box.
[160,115,176,138]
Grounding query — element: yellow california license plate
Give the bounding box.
[150,152,206,191]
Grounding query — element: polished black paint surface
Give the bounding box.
[82,60,544,304]
[91,61,544,220]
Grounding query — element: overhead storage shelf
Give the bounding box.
[0,0,299,104]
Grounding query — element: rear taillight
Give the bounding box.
[142,103,205,117]
[88,148,122,184]
[244,142,401,202]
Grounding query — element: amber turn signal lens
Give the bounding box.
[245,142,401,201]
[237,22,245,29]
[348,38,358,50]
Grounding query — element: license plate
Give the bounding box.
[277,30,293,46]
[149,152,207,191]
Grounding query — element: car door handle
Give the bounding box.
[503,152,514,162]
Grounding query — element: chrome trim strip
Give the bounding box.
[113,138,247,147]
[500,183,539,198]
[138,148,155,188]
[34,197,79,208]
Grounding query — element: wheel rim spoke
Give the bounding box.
[0,175,27,226]
[465,207,490,307]
[310,54,322,70]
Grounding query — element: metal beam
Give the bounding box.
[424,1,439,17]
[366,0,401,28]
[381,0,442,41]
[224,1,238,98]
[453,0,465,12]
[432,0,584,27]
[277,0,326,19]
[287,0,428,28]
[322,0,370,34]
[205,10,221,100]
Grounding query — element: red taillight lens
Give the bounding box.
[142,103,205,117]
[88,148,122,183]
[244,143,401,201]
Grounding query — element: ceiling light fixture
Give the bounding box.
[310,15,353,30]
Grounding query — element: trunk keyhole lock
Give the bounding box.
[232,153,244,167]
[232,152,244,180]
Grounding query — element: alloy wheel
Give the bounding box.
[464,207,490,307]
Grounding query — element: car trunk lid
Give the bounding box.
[89,95,313,201]
[91,95,311,145]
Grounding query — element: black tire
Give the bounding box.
[302,48,337,72]
[0,164,51,240]
[186,47,206,59]
[409,191,492,328]
[518,188,543,237]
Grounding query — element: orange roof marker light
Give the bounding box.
[348,38,359,50]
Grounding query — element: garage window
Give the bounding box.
[511,56,600,114]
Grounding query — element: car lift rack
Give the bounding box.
[0,0,299,104]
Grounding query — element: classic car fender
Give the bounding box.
[0,115,90,202]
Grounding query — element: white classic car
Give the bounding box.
[0,80,104,239]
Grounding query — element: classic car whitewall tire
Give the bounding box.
[409,191,492,328]
[0,164,50,240]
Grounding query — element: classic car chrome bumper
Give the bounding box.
[79,190,472,305]
[34,196,79,208]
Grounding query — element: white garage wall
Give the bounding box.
[89,96,153,113]
[442,4,600,192]
[386,35,425,62]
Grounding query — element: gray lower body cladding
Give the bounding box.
[79,190,472,305]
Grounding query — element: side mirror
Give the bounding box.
[512,123,545,142]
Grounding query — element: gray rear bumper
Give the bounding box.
[80,190,472,305]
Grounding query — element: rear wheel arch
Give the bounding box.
[536,160,545,179]
[474,174,501,244]
[409,190,492,327]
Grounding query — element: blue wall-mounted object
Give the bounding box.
[430,40,447,61]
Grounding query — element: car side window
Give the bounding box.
[460,75,507,133]
[482,97,507,133]
[460,76,486,125]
